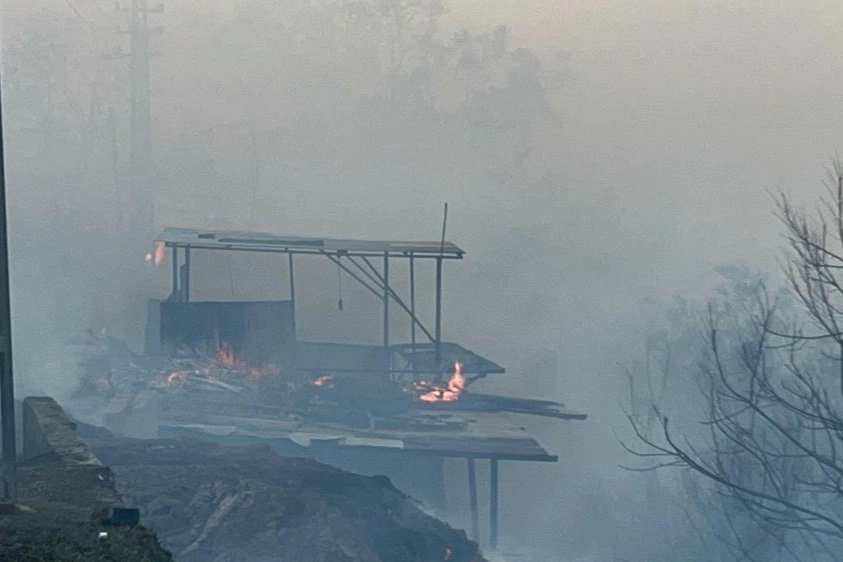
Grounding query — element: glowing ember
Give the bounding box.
[209,342,278,379]
[247,363,278,380]
[217,342,237,367]
[161,341,280,387]
[418,362,465,402]
[313,374,334,387]
[145,241,166,266]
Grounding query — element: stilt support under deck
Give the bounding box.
[490,458,499,549]
[468,457,479,542]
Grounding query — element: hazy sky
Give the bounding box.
[448,0,843,284]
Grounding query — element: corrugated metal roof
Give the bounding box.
[157,227,464,258]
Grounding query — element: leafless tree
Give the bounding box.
[625,164,843,561]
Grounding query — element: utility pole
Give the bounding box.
[119,0,163,236]
[109,109,123,233]
[0,50,18,504]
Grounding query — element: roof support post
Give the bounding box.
[434,256,443,369]
[409,254,416,374]
[490,458,499,549]
[171,246,179,301]
[467,457,479,542]
[382,253,389,347]
[182,246,191,302]
[324,253,435,342]
[288,253,296,340]
[357,255,434,344]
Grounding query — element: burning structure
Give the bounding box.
[85,226,586,549]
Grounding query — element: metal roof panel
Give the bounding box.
[157,227,464,258]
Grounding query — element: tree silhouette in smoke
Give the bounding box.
[627,163,843,561]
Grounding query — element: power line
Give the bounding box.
[61,0,97,33]
[85,0,110,17]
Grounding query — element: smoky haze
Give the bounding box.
[2,0,843,560]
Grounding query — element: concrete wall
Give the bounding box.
[21,396,124,509]
[22,396,103,465]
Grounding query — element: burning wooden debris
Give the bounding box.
[72,333,583,440]
[416,362,467,403]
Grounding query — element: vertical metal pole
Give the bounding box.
[409,255,417,379]
[127,0,156,235]
[434,257,443,369]
[109,109,122,233]
[490,459,499,549]
[0,70,17,503]
[409,255,416,345]
[467,457,479,543]
[288,253,296,340]
[435,202,448,371]
[383,253,389,347]
[171,246,179,301]
[183,246,191,302]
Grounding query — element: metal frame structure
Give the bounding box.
[160,227,464,370]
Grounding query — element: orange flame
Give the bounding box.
[212,342,278,379]
[145,241,166,266]
[164,342,279,385]
[314,374,334,387]
[419,362,465,402]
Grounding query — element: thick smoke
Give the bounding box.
[3,1,843,560]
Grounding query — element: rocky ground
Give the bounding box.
[79,424,486,562]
